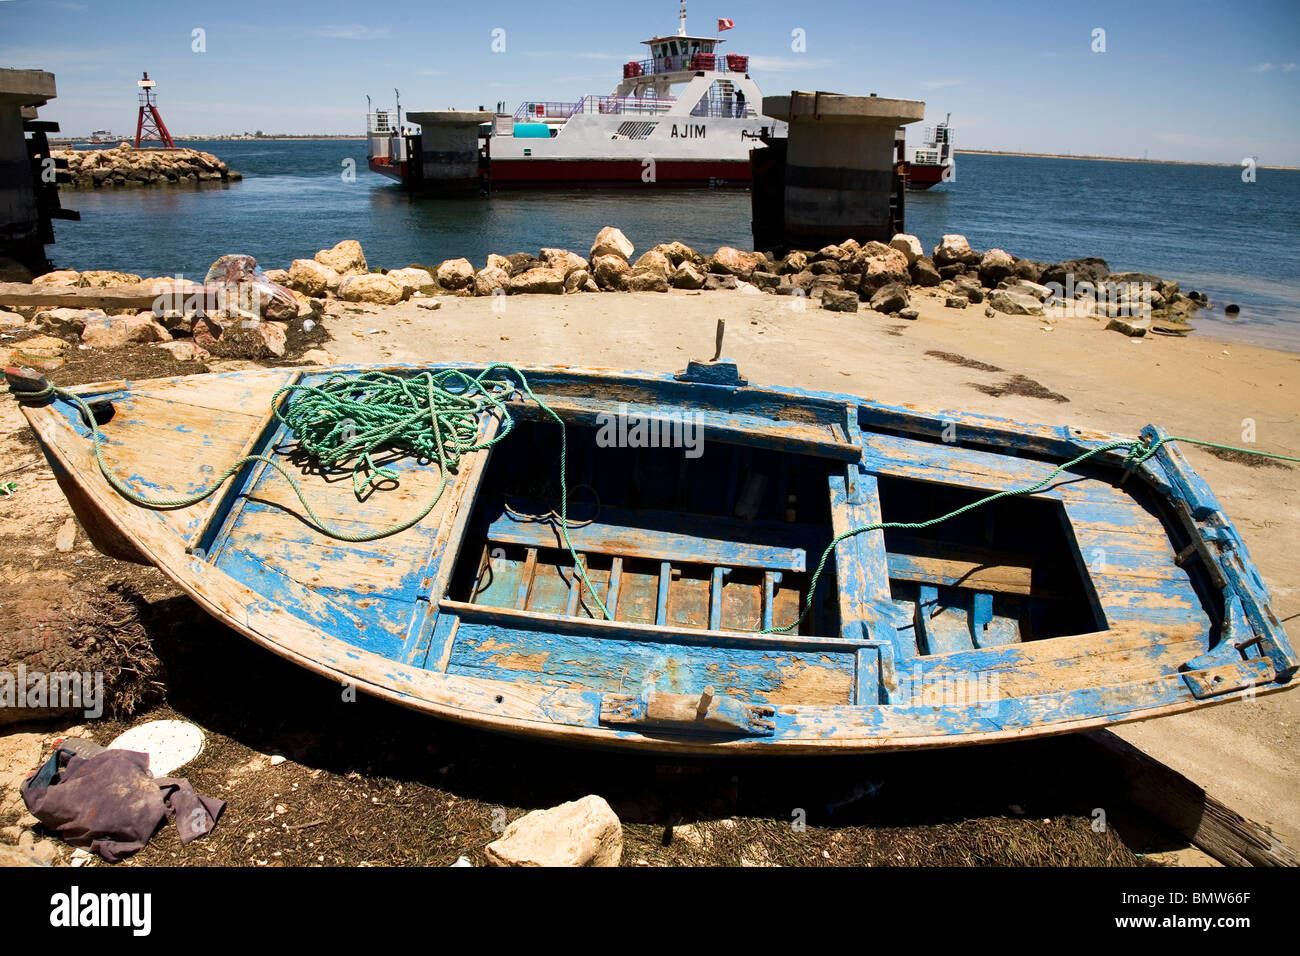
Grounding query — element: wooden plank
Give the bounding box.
[484,512,806,572]
[1082,730,1299,867]
[0,281,175,310]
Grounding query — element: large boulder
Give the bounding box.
[989,288,1045,316]
[888,233,924,266]
[707,246,765,280]
[1106,315,1151,337]
[387,267,437,296]
[626,269,669,292]
[777,251,808,275]
[539,248,589,276]
[632,249,672,277]
[338,273,406,305]
[77,270,143,288]
[670,261,705,289]
[80,312,171,348]
[485,796,622,867]
[652,241,704,267]
[999,278,1053,301]
[821,289,859,313]
[1039,257,1109,287]
[592,254,630,291]
[34,307,106,337]
[0,309,26,331]
[932,234,979,267]
[288,258,340,297]
[1013,259,1045,283]
[436,258,476,291]
[206,254,299,322]
[703,273,738,291]
[474,265,511,297]
[870,283,911,314]
[32,270,80,287]
[564,268,599,293]
[504,252,542,276]
[0,334,71,370]
[910,256,942,287]
[485,253,512,273]
[854,242,911,296]
[589,226,634,261]
[509,267,566,294]
[978,249,1016,286]
[314,239,368,276]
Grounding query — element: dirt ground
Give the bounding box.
[1,283,1295,866]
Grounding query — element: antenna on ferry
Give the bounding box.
[394,88,401,126]
[679,0,687,36]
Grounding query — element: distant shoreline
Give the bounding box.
[955,148,1297,171]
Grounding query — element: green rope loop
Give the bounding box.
[14,366,611,621]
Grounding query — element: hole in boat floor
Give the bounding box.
[877,475,1106,652]
[448,419,842,638]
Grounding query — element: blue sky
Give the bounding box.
[3,0,1298,163]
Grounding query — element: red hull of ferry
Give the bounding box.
[905,162,948,190]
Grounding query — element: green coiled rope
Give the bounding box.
[17,365,612,621]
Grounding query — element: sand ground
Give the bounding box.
[315,284,1300,847]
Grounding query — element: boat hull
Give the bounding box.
[16,364,1295,754]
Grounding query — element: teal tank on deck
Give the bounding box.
[513,123,552,138]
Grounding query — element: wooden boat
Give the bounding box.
[11,358,1296,754]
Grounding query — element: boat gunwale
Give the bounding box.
[18,362,1295,753]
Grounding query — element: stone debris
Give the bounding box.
[15,229,1197,372]
[54,144,241,189]
[485,795,623,867]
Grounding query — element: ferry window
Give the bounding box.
[669,41,678,55]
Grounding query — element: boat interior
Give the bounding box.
[35,366,1242,718]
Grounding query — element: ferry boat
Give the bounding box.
[87,129,114,144]
[368,5,779,190]
[904,113,954,190]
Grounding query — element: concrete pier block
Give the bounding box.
[407,110,493,197]
[761,91,924,247]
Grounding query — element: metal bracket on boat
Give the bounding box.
[1181,658,1275,700]
[599,685,776,737]
[674,319,747,387]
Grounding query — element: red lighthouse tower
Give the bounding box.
[134,72,175,148]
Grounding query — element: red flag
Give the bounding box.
[717,18,734,31]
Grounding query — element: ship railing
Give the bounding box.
[576,95,677,116]
[689,85,755,118]
[625,53,750,77]
[512,100,584,122]
[367,111,396,135]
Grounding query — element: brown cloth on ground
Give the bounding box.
[21,746,224,863]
